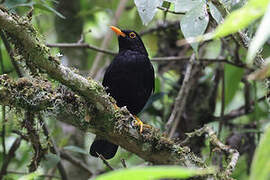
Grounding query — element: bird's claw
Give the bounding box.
[134,116,151,133]
[113,103,119,110]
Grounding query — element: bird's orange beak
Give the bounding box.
[110,26,126,37]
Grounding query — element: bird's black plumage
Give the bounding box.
[90,28,155,159]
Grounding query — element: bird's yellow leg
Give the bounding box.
[133,115,151,133]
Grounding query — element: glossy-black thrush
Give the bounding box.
[89,26,155,159]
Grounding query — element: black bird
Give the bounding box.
[90,26,155,159]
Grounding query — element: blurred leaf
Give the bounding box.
[34,3,65,19]
[202,39,221,59]
[154,76,161,93]
[175,0,204,13]
[42,153,60,169]
[232,155,249,179]
[162,1,171,9]
[247,3,270,62]
[224,64,244,107]
[208,2,223,24]
[180,2,209,52]
[0,43,14,74]
[143,34,158,57]
[63,145,88,155]
[134,0,163,25]
[215,0,270,38]
[18,171,41,180]
[141,92,165,113]
[6,0,65,19]
[7,2,35,9]
[249,125,270,180]
[95,166,215,180]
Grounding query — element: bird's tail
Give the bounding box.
[90,137,118,159]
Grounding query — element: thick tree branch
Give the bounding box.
[0,75,203,166]
[0,9,204,166]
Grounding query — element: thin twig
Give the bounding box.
[98,153,114,170]
[46,43,249,69]
[23,111,45,173]
[215,94,269,122]
[38,115,68,180]
[186,125,239,178]
[166,54,196,138]
[60,151,93,176]
[204,126,239,178]
[121,159,127,168]
[243,79,251,113]
[152,56,250,69]
[0,137,21,179]
[46,43,116,56]
[12,130,28,141]
[157,6,185,15]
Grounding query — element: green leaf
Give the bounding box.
[224,64,244,107]
[34,3,65,19]
[95,166,215,180]
[208,2,223,24]
[141,92,164,113]
[175,0,204,13]
[6,2,35,9]
[162,1,171,9]
[134,0,163,25]
[42,153,60,169]
[249,125,270,180]
[63,145,88,155]
[202,39,222,59]
[180,2,209,52]
[247,3,270,62]
[215,0,270,38]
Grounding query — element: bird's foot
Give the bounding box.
[134,115,151,133]
[113,103,119,110]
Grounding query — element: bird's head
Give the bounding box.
[110,26,148,56]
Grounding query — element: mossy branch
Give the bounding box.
[0,8,206,166]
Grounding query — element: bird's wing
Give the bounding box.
[102,51,155,104]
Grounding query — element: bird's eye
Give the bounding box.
[129,32,136,39]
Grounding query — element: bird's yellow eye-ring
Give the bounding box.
[129,32,136,39]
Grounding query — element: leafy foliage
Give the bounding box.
[250,126,270,180]
[95,166,215,180]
